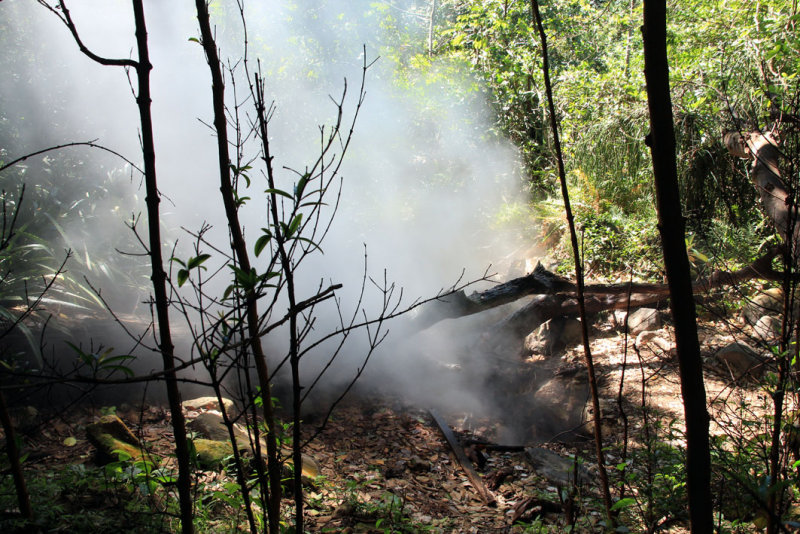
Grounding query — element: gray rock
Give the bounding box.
[526,370,591,442]
[716,342,765,378]
[753,315,782,342]
[560,318,584,347]
[635,330,674,354]
[741,288,798,325]
[627,308,661,335]
[527,317,583,355]
[612,310,628,328]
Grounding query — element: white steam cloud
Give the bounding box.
[2,1,532,420]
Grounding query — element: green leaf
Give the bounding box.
[265,188,293,200]
[188,37,200,43]
[177,269,190,287]
[286,213,303,238]
[610,497,635,511]
[102,365,135,378]
[66,341,93,365]
[295,173,310,199]
[222,284,235,301]
[229,264,258,290]
[98,354,134,366]
[296,237,322,253]
[113,449,133,462]
[254,234,271,257]
[187,253,211,270]
[230,164,252,187]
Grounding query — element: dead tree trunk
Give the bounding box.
[724,130,796,250]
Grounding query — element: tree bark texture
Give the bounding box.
[642,1,713,532]
[0,390,33,521]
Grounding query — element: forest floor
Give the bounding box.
[3,306,772,533]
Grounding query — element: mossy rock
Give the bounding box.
[86,415,151,464]
[193,438,235,470]
[187,412,322,479]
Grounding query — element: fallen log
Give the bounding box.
[412,247,783,331]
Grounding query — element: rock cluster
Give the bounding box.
[85,397,320,478]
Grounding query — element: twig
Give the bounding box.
[0,140,143,175]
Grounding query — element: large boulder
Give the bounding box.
[193,438,235,470]
[187,411,320,477]
[188,412,248,443]
[526,368,591,443]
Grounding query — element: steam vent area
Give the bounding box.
[2,0,799,532]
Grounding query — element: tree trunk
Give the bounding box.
[194,3,283,531]
[642,1,713,531]
[131,2,195,531]
[0,390,33,522]
[529,0,615,523]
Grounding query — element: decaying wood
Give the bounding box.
[429,409,496,507]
